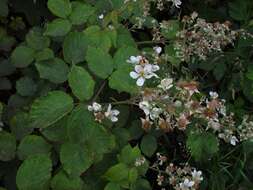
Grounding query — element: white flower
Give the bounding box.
[158,78,173,91]
[98,14,104,19]
[153,46,162,54]
[139,101,151,115]
[179,178,195,190]
[208,119,221,131]
[150,107,162,120]
[88,102,102,112]
[174,100,182,107]
[171,0,182,8]
[104,104,120,122]
[127,55,142,64]
[230,136,239,146]
[191,170,203,182]
[209,91,219,99]
[130,64,159,86]
[135,157,146,167]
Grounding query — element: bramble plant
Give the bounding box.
[0,0,253,190]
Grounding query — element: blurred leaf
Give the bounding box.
[63,32,88,64]
[86,46,114,79]
[16,77,37,96]
[16,154,52,190]
[26,27,50,51]
[67,105,115,159]
[45,19,72,37]
[0,131,16,161]
[47,0,72,18]
[69,2,95,25]
[229,0,253,22]
[17,135,51,160]
[113,46,138,69]
[11,46,35,68]
[0,0,8,17]
[187,131,219,161]
[29,91,74,128]
[104,183,121,190]
[60,142,93,177]
[118,144,141,166]
[51,170,83,190]
[35,48,54,62]
[140,134,157,157]
[41,116,68,142]
[68,65,95,101]
[161,20,180,40]
[109,65,138,94]
[0,59,16,77]
[35,58,69,84]
[10,111,33,140]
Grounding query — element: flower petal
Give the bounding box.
[135,65,144,73]
[130,71,139,79]
[136,77,145,86]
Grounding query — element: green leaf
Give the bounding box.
[187,131,219,161]
[60,142,93,177]
[0,59,15,77]
[51,170,84,190]
[128,120,143,140]
[104,163,129,183]
[68,65,95,101]
[41,116,68,142]
[63,32,89,64]
[131,179,151,190]
[0,77,11,90]
[45,19,72,37]
[128,168,138,183]
[140,134,157,157]
[118,145,141,166]
[113,46,138,69]
[213,62,226,80]
[229,0,253,22]
[109,65,138,94]
[17,135,51,160]
[0,0,8,17]
[69,2,95,25]
[35,58,69,84]
[161,20,180,40]
[104,183,121,190]
[47,0,72,18]
[116,26,136,48]
[84,26,112,52]
[30,91,74,128]
[11,46,35,68]
[26,28,50,50]
[112,128,130,149]
[86,47,114,79]
[16,77,37,96]
[10,112,33,140]
[165,44,181,66]
[35,48,54,62]
[16,154,52,190]
[0,131,16,161]
[67,105,115,158]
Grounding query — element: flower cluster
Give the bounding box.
[173,12,237,61]
[134,156,146,167]
[152,153,203,190]
[137,77,241,145]
[88,102,120,123]
[154,0,182,10]
[128,49,161,86]
[237,115,253,141]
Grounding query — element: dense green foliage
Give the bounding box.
[0,0,253,190]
